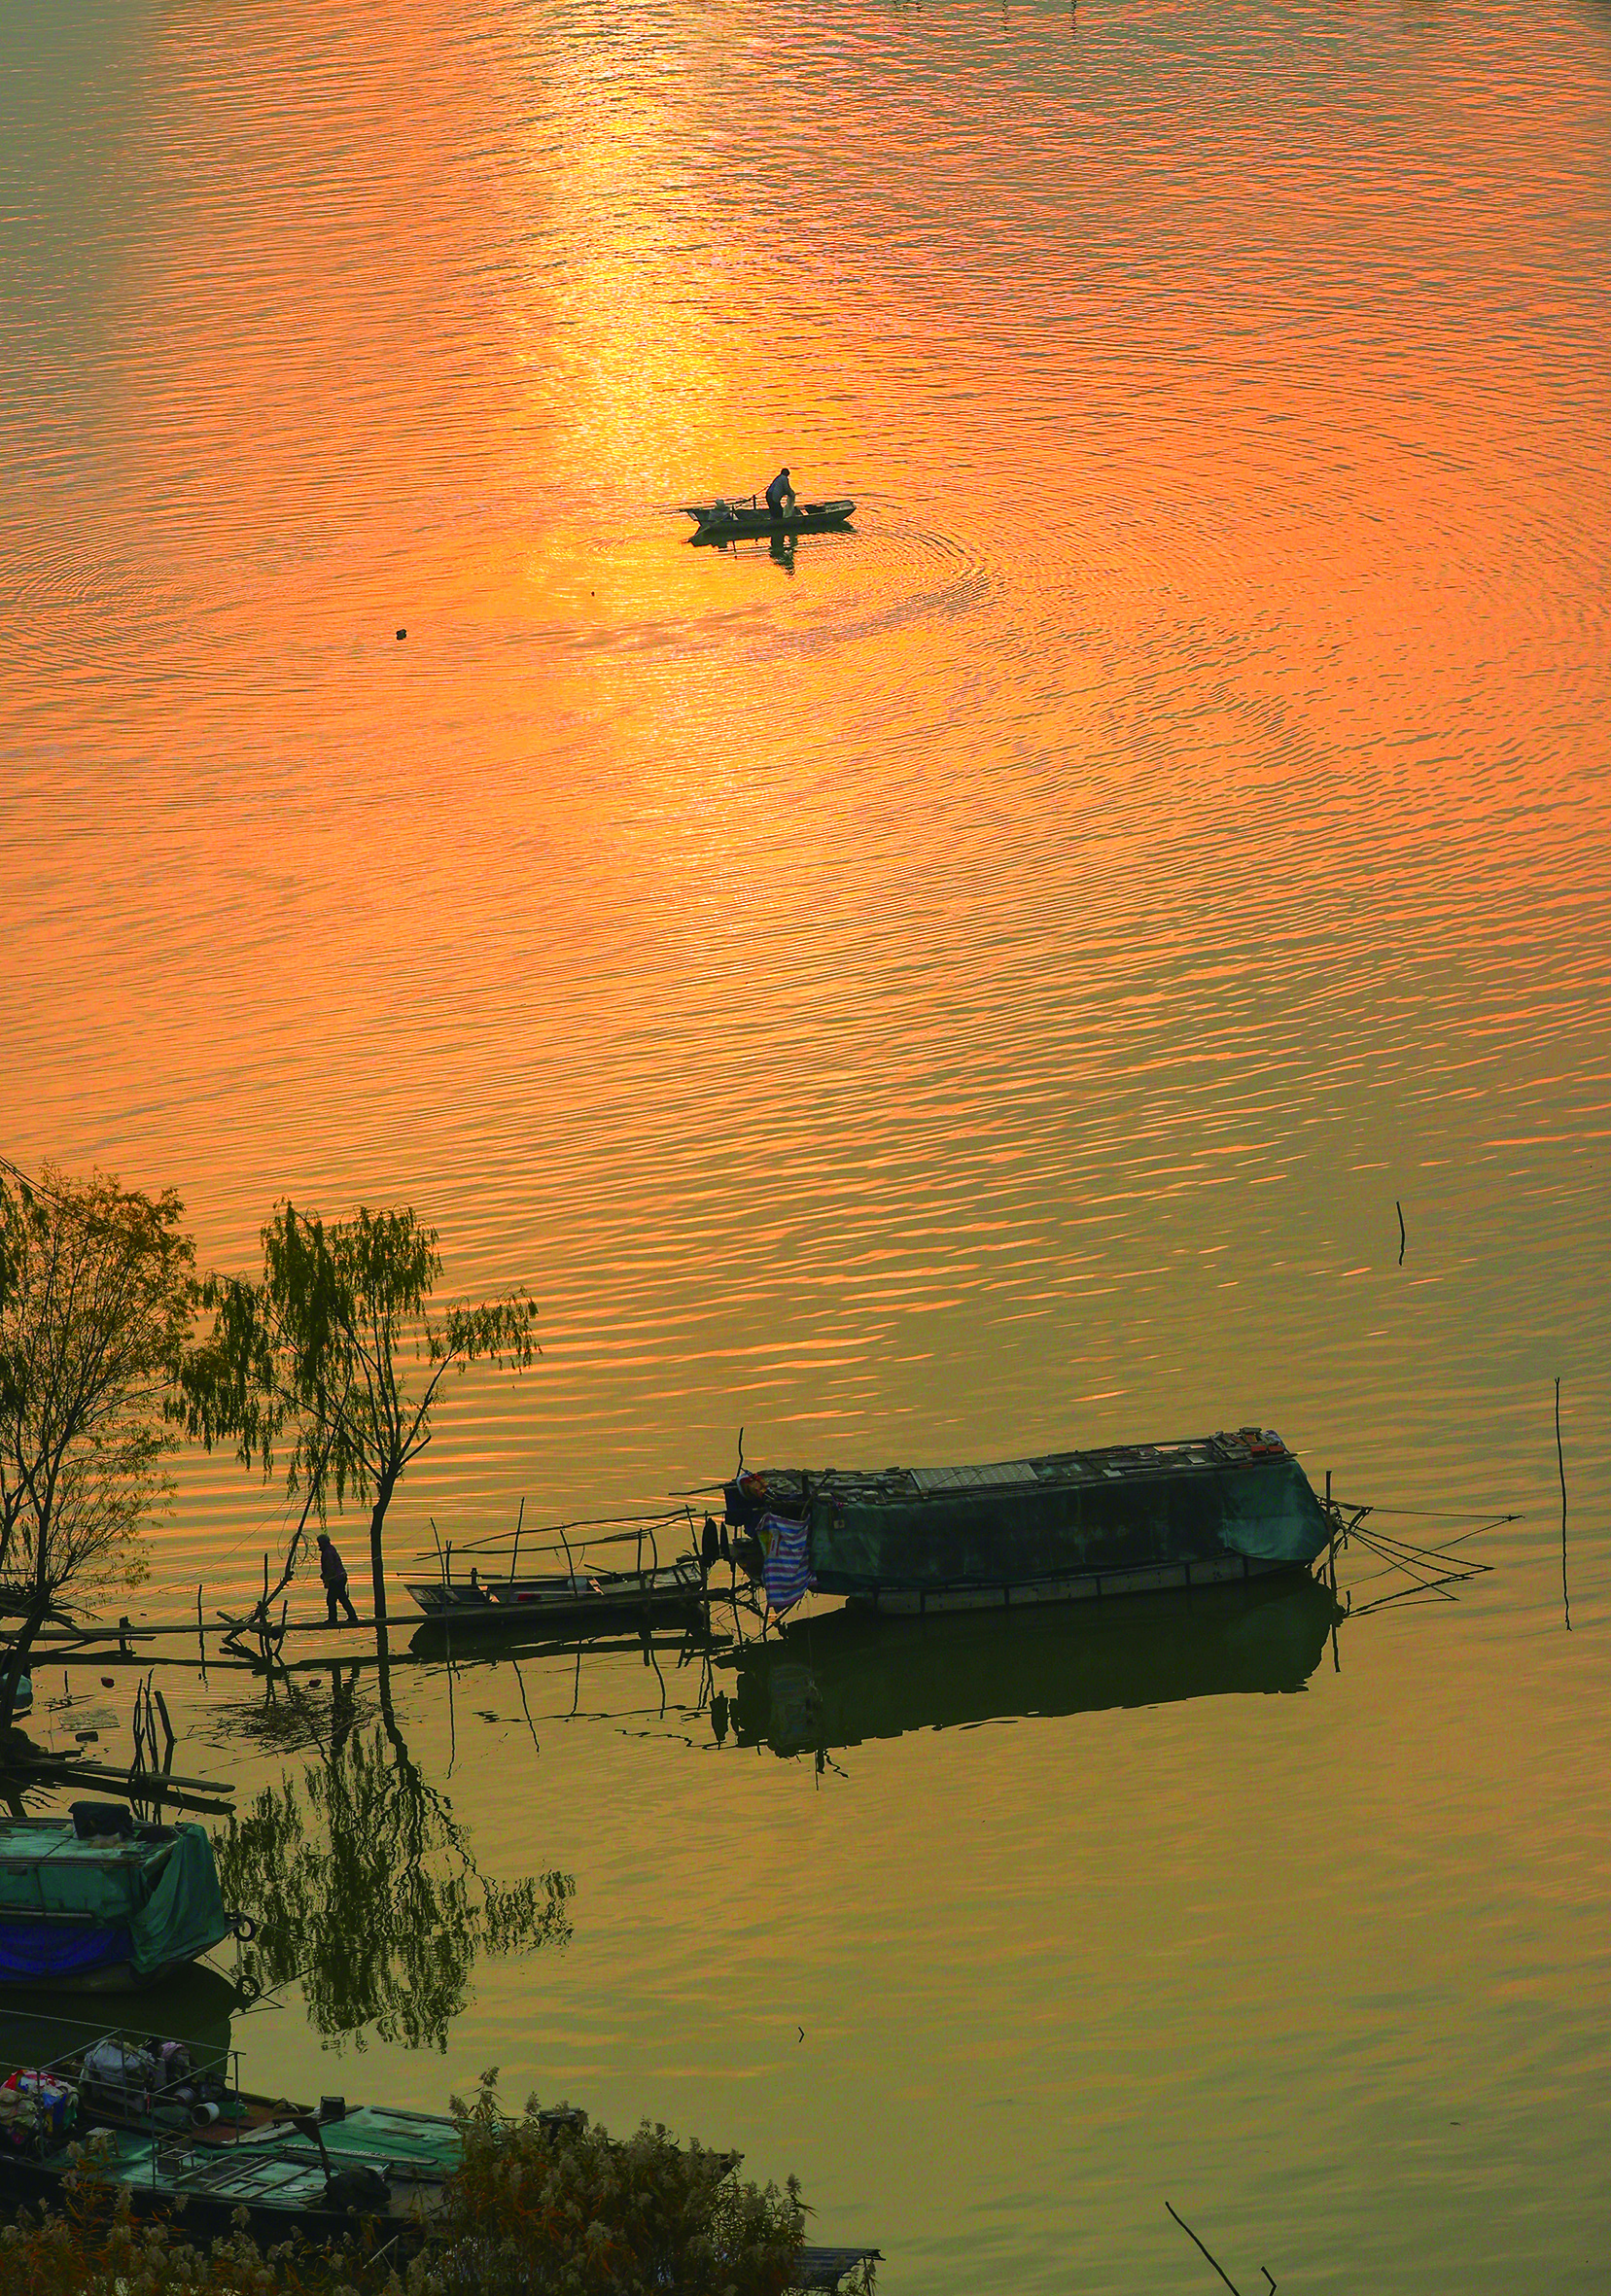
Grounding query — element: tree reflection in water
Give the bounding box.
[216,1662,573,2049]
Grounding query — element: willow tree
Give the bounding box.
[176,1202,538,1625]
[0,1165,196,1724]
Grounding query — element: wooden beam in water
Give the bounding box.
[52,1758,233,1795]
[17,1615,388,1642]
[0,1757,235,1814]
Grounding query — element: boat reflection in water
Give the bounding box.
[0,1959,245,2086]
[724,1576,1341,1758]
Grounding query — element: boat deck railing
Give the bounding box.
[1,2014,247,2171]
[416,1500,708,1602]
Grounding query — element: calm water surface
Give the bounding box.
[3,2,1610,2288]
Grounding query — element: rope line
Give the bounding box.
[1329,1501,1523,1521]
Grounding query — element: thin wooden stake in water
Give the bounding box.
[1557,1375,1570,1632]
[1325,1471,1341,1669]
[154,1687,176,1772]
[1166,2203,1243,2295]
[1326,1471,1336,1591]
[1396,1199,1406,1266]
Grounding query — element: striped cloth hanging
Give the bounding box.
[759,1513,815,1615]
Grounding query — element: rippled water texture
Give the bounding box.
[3,1,1610,2288]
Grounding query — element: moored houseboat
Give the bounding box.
[0,2016,465,2250]
[723,1427,1333,1614]
[0,2010,881,2287]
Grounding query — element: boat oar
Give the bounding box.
[291,2112,335,2177]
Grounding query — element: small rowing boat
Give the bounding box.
[405,1558,705,1634]
[407,1511,708,1638]
[406,1556,705,1637]
[683,496,855,541]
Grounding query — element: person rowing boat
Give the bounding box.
[680,493,855,540]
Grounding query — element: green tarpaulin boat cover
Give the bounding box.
[809,1455,1329,1593]
[0,1823,230,1979]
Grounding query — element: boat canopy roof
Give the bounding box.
[731,1428,1296,1513]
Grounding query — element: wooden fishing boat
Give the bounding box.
[405,1555,706,1635]
[723,1427,1333,1615]
[0,2020,468,2250]
[0,1808,238,1992]
[683,496,855,541]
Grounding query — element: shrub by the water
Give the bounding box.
[0,2170,292,2295]
[403,2074,809,2296]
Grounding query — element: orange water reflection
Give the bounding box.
[5,5,1611,2292]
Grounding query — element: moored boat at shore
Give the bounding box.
[723,1427,1333,1614]
[0,2009,882,2288]
[0,2014,465,2251]
[0,1808,237,1991]
[404,1555,705,1635]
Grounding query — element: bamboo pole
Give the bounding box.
[1557,1375,1570,1631]
[1165,2203,1243,2295]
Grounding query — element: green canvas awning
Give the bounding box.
[0,1820,230,1979]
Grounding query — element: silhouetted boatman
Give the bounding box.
[317,1532,360,1627]
[765,466,796,521]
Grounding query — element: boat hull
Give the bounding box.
[684,499,854,541]
[0,2140,440,2257]
[405,1560,705,1637]
[846,1548,1303,1615]
[0,1946,200,1994]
